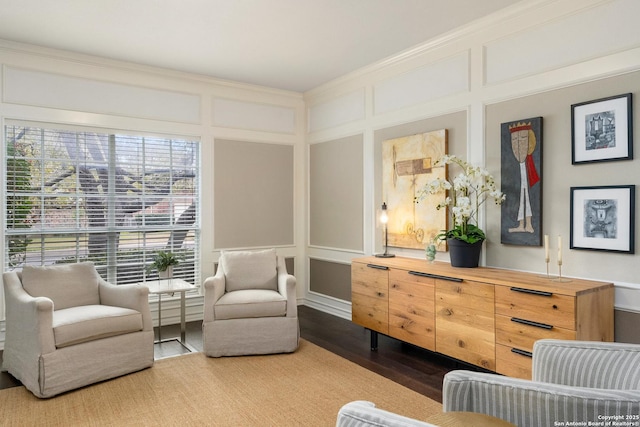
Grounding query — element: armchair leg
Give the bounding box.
[370,330,378,351]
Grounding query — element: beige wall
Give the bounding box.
[309,259,351,301]
[214,139,295,249]
[309,135,363,251]
[485,71,640,283]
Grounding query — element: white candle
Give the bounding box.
[544,235,549,262]
[557,235,562,264]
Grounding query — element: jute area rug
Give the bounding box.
[0,339,442,426]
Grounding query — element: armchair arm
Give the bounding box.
[276,256,297,318]
[203,266,225,322]
[99,279,152,331]
[443,370,640,427]
[533,339,640,389]
[3,272,56,356]
[336,401,437,427]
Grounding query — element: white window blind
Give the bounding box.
[4,123,200,286]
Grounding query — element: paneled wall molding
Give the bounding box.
[480,48,640,107]
[3,65,202,124]
[613,283,640,314]
[212,97,296,134]
[373,51,470,115]
[307,88,366,132]
[484,0,640,86]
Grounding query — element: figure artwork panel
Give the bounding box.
[382,130,447,250]
[500,117,543,246]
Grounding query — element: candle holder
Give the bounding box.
[552,260,572,283]
[545,258,550,279]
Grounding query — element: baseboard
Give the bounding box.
[303,292,351,321]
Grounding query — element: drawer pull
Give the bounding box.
[510,286,552,297]
[511,317,553,330]
[408,271,462,282]
[511,348,533,358]
[366,264,389,270]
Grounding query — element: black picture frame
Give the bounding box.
[571,93,633,164]
[570,185,635,254]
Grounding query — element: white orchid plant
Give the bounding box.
[415,155,506,244]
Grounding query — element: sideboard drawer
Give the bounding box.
[496,344,533,379]
[495,314,576,350]
[495,285,575,330]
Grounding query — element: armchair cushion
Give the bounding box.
[21,262,100,310]
[53,305,144,348]
[220,248,278,292]
[214,289,286,320]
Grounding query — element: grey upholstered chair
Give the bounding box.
[202,248,299,357]
[336,401,439,427]
[2,262,154,398]
[443,339,640,427]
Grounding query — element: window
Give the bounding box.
[5,123,200,285]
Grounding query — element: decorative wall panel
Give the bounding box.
[212,98,296,134]
[3,66,201,123]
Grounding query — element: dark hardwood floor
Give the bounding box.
[0,305,485,402]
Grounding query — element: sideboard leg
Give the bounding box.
[370,330,378,351]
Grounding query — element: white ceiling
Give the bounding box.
[0,0,521,92]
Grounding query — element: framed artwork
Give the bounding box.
[570,185,635,254]
[500,117,543,246]
[571,93,633,164]
[382,130,447,250]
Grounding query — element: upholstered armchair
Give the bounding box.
[443,339,640,427]
[336,401,439,427]
[202,248,299,357]
[2,262,154,398]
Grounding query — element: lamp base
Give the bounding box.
[374,253,396,258]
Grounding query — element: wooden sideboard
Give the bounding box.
[351,256,614,379]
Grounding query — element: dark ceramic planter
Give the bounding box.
[447,238,483,268]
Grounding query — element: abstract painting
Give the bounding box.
[382,130,447,250]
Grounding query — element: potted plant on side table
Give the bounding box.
[147,250,181,279]
[416,155,505,268]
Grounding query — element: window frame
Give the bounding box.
[4,121,201,287]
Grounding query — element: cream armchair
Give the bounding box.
[202,249,299,357]
[443,339,640,427]
[2,262,154,398]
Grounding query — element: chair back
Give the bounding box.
[220,249,278,292]
[20,262,101,310]
[534,340,640,390]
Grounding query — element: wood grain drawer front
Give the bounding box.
[495,314,576,351]
[351,263,389,334]
[436,280,495,370]
[495,285,576,330]
[496,344,533,380]
[389,269,435,350]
